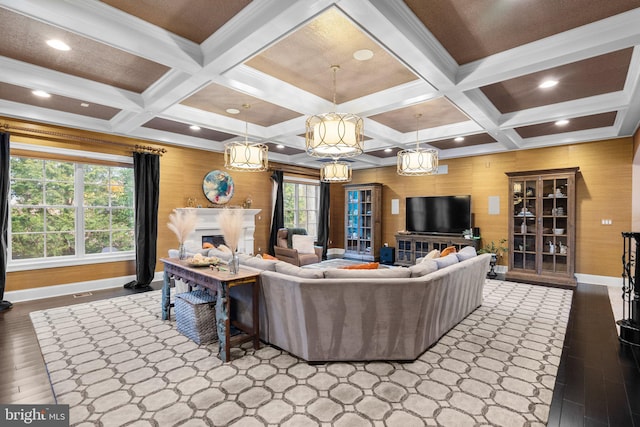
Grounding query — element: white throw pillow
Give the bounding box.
[292,234,315,254]
[423,249,440,261]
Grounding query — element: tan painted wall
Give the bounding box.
[4,118,274,292]
[329,138,633,278]
[3,117,633,291]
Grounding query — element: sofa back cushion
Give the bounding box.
[324,267,411,279]
[456,245,477,262]
[408,260,439,277]
[435,253,459,269]
[275,262,325,279]
[238,253,278,271]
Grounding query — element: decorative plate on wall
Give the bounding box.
[203,170,234,205]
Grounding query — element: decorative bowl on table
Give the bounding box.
[186,255,220,267]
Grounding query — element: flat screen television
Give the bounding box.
[406,195,471,235]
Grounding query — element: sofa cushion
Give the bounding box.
[238,253,278,271]
[416,249,440,264]
[456,246,477,262]
[275,262,324,279]
[440,246,457,257]
[292,234,316,254]
[339,262,379,270]
[435,253,459,269]
[408,260,439,277]
[261,253,278,261]
[207,247,232,262]
[324,267,411,279]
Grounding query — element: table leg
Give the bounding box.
[162,268,171,320]
[216,281,230,362]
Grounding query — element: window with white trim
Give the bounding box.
[9,156,135,262]
[283,179,319,239]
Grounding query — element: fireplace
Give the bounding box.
[202,235,225,247]
[175,208,261,255]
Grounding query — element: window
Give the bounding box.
[9,155,135,264]
[283,179,319,239]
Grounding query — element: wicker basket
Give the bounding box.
[175,290,218,344]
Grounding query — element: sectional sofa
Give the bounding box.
[233,249,491,362]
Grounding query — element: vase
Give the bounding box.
[178,243,187,260]
[229,253,239,275]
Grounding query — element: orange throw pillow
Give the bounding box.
[440,246,457,257]
[340,262,379,270]
[262,253,278,261]
[202,242,214,249]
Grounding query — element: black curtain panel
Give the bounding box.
[0,132,12,311]
[268,170,284,256]
[317,181,330,259]
[125,152,160,289]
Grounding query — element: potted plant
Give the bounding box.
[478,239,508,278]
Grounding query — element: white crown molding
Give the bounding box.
[618,46,640,135]
[520,127,617,149]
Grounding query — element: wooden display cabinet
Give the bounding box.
[344,183,382,261]
[506,167,578,287]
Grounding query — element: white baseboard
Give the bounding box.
[574,273,623,288]
[5,271,165,303]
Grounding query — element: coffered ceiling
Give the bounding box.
[1,0,639,171]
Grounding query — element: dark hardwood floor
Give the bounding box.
[1,281,639,426]
[548,283,640,427]
[0,282,162,405]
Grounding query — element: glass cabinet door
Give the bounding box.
[512,179,538,271]
[346,190,359,253]
[541,178,569,274]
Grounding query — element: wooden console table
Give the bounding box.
[395,234,481,266]
[160,258,260,362]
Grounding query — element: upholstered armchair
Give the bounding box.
[274,228,323,266]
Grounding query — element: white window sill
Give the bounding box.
[7,252,136,272]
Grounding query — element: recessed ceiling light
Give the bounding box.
[539,79,558,89]
[555,119,570,126]
[46,39,70,51]
[226,108,240,115]
[80,102,90,107]
[276,144,285,149]
[190,125,201,131]
[384,148,392,152]
[32,90,51,98]
[353,49,374,61]
[454,137,465,142]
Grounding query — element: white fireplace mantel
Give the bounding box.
[175,208,261,255]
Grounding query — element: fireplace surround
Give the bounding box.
[175,208,261,255]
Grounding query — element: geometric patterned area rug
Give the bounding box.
[30,279,572,427]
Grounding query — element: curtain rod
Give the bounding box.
[1,122,167,156]
[269,162,320,178]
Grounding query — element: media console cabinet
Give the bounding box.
[394,234,480,266]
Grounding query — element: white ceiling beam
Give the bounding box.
[617,46,640,136]
[0,57,143,111]
[500,92,627,129]
[457,8,640,90]
[0,0,203,72]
